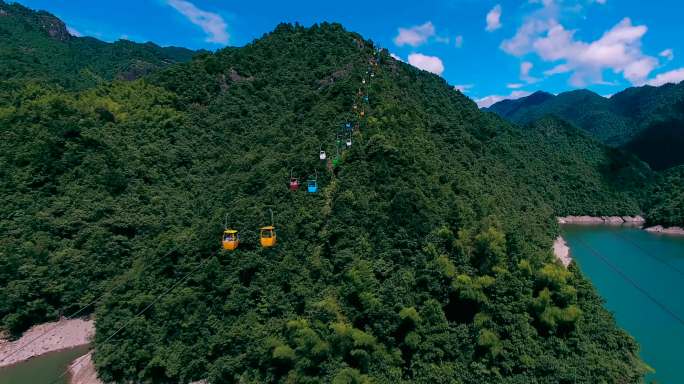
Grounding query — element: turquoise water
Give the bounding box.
[562,225,684,384]
[0,345,89,384]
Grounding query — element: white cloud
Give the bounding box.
[520,61,539,83]
[486,5,503,32]
[502,11,660,86]
[660,49,674,61]
[394,21,436,47]
[167,0,228,44]
[476,90,532,108]
[408,53,445,75]
[454,84,474,92]
[646,68,684,86]
[507,83,524,89]
[455,35,464,48]
[67,26,82,37]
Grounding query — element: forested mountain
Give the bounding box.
[0,0,195,90]
[486,83,684,170]
[0,6,666,384]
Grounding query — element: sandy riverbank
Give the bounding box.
[553,236,571,267]
[68,351,100,384]
[0,318,94,368]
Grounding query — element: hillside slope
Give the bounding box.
[486,84,684,170]
[0,21,650,384]
[0,0,195,90]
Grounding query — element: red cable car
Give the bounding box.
[289,168,300,191]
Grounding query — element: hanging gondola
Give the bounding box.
[346,132,352,148]
[363,95,369,103]
[222,229,239,251]
[221,214,239,251]
[307,170,318,193]
[289,168,300,191]
[319,145,327,160]
[332,147,340,168]
[259,208,277,248]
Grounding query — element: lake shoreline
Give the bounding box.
[0,318,94,369]
[557,215,684,237]
[553,215,684,266]
[553,236,571,267]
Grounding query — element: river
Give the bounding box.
[0,345,89,384]
[562,224,684,383]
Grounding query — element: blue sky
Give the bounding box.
[17,0,684,106]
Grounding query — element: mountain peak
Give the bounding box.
[0,1,70,41]
[35,11,70,41]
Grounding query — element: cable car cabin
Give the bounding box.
[222,229,239,251]
[332,158,340,168]
[289,177,300,191]
[307,179,318,193]
[259,226,277,248]
[320,150,327,160]
[346,138,352,147]
[363,95,369,103]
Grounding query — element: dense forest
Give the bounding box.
[486,85,684,170]
[1,2,679,383]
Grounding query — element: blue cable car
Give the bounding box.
[307,171,318,193]
[363,95,369,103]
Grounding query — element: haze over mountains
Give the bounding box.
[486,82,684,170]
[1,2,682,383]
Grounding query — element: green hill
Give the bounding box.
[0,0,195,90]
[0,12,657,384]
[486,84,684,170]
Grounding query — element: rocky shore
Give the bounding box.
[644,225,684,236]
[557,215,645,225]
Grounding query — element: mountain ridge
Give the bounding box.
[0,0,196,89]
[485,81,684,170]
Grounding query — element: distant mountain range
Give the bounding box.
[0,0,195,89]
[486,83,684,170]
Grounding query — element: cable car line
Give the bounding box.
[612,232,684,277]
[43,50,380,384]
[574,236,684,328]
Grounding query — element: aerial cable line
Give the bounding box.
[612,232,684,277]
[574,236,684,329]
[0,244,182,365]
[46,250,214,384]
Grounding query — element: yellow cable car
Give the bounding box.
[259,226,277,248]
[222,229,239,251]
[259,208,277,248]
